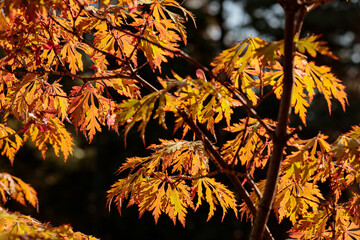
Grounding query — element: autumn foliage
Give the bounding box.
[0,0,359,239]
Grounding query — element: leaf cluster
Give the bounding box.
[0,0,358,239]
[107,139,238,226]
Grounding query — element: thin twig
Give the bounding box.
[246,173,262,200]
[0,68,134,82]
[0,130,23,141]
[231,116,250,168]
[175,168,246,181]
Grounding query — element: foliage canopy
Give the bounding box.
[0,0,359,239]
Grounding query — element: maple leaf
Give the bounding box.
[68,84,115,143]
[288,207,331,239]
[346,195,360,226]
[274,178,324,224]
[93,32,116,54]
[60,42,84,74]
[101,77,141,99]
[0,208,99,240]
[282,133,331,184]
[43,81,69,121]
[193,178,238,221]
[108,138,239,225]
[221,118,273,174]
[84,105,102,142]
[108,171,193,227]
[0,124,22,164]
[149,0,195,45]
[170,74,236,137]
[150,139,209,176]
[7,74,43,122]
[22,118,74,161]
[0,173,38,209]
[115,90,178,144]
[305,62,347,114]
[254,41,282,69]
[166,181,192,226]
[297,35,339,60]
[342,222,360,240]
[212,37,268,76]
[118,139,209,177]
[140,28,176,72]
[211,37,283,105]
[267,54,347,124]
[292,79,310,124]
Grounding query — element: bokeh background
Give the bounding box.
[1,0,360,239]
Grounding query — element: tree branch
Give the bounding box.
[175,168,246,181]
[0,130,23,142]
[0,68,134,82]
[249,1,299,239]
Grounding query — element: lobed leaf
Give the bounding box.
[221,118,274,175]
[193,178,238,222]
[22,118,74,161]
[0,173,38,209]
[0,124,23,164]
[297,35,339,60]
[0,207,99,240]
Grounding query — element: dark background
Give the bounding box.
[1,0,360,239]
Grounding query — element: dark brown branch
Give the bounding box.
[249,0,335,237]
[0,68,133,83]
[129,67,159,93]
[249,2,299,239]
[304,0,334,12]
[0,130,23,142]
[246,173,262,200]
[295,5,306,38]
[175,168,246,181]
[231,116,252,169]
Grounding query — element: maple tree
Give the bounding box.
[0,0,359,239]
